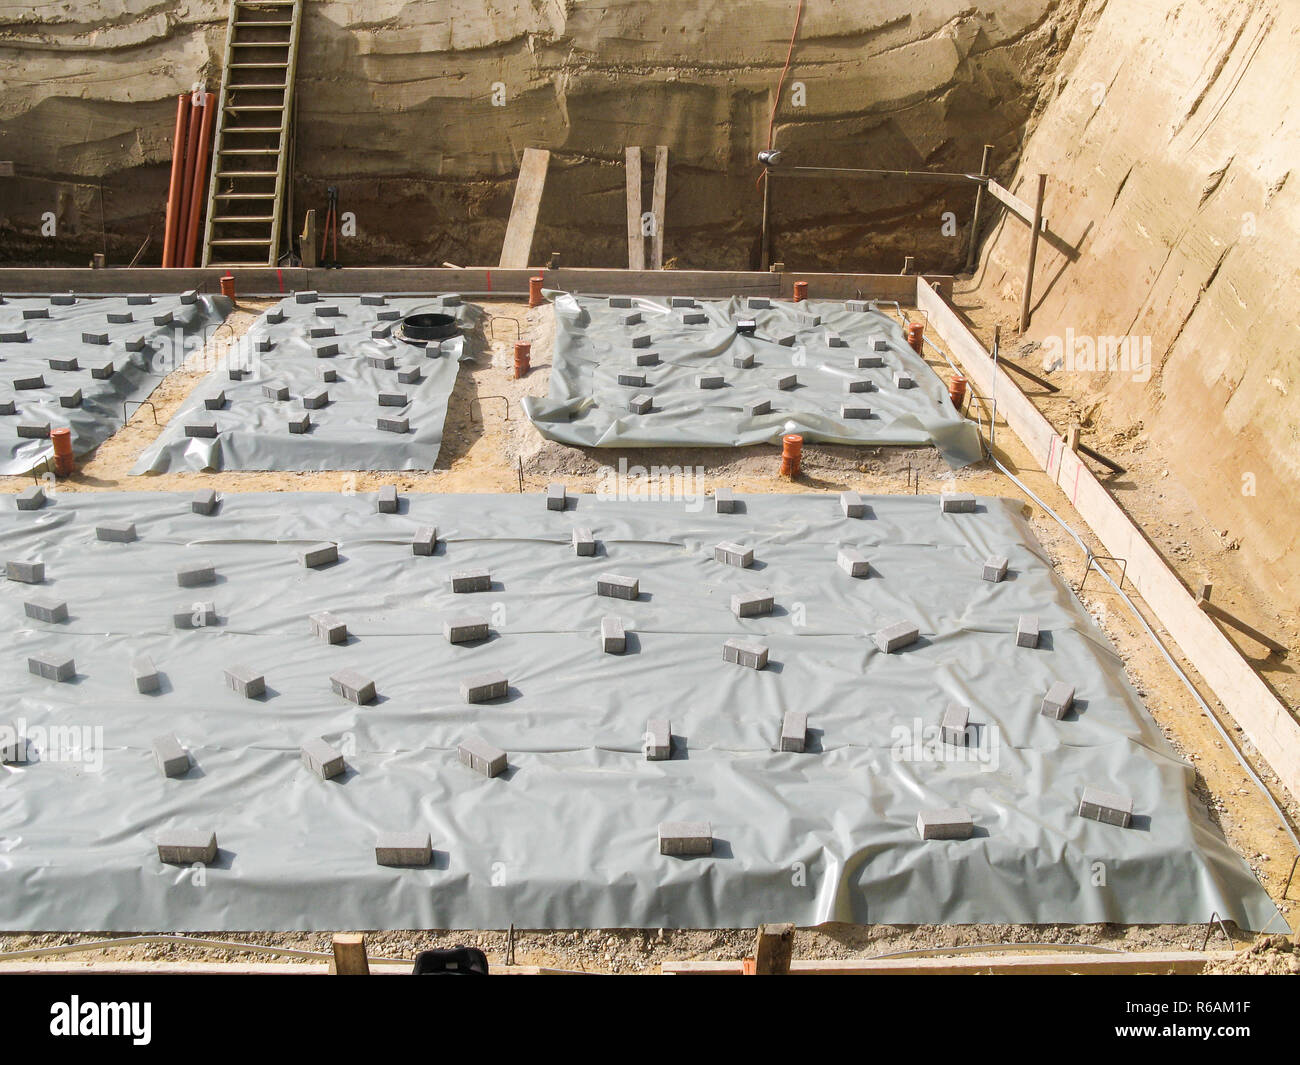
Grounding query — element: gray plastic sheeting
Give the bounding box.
[522,293,984,467]
[0,490,1279,931]
[132,294,483,473]
[0,292,230,475]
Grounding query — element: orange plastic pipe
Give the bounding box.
[513,341,532,379]
[181,92,216,268]
[780,433,803,478]
[175,93,204,263]
[162,95,190,268]
[51,427,75,477]
[907,321,925,353]
[793,280,808,302]
[529,276,544,308]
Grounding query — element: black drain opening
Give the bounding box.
[397,312,460,344]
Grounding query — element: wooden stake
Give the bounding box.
[625,146,644,270]
[964,144,993,273]
[498,148,550,269]
[650,145,668,269]
[752,923,795,974]
[1019,173,1047,333]
[299,209,317,268]
[330,932,370,975]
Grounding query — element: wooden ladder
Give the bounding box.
[201,0,304,267]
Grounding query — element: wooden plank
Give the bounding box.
[752,923,794,974]
[650,145,668,269]
[330,932,369,975]
[986,177,1049,232]
[1019,173,1047,332]
[665,950,1232,976]
[917,280,1300,803]
[498,147,550,269]
[625,147,644,270]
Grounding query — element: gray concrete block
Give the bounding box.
[375,832,432,867]
[176,560,215,587]
[840,491,866,518]
[58,388,82,408]
[127,294,154,305]
[331,669,376,705]
[546,482,567,511]
[982,554,1009,583]
[152,311,175,326]
[318,367,338,383]
[179,289,199,305]
[631,350,659,366]
[873,621,919,653]
[299,542,338,568]
[731,589,773,618]
[941,702,969,746]
[780,711,808,753]
[191,489,218,515]
[939,493,976,513]
[412,526,438,555]
[460,671,508,703]
[1,728,28,764]
[458,737,507,778]
[50,294,77,306]
[398,367,422,384]
[617,371,647,388]
[255,338,273,352]
[262,382,290,401]
[310,611,348,645]
[748,297,771,309]
[107,311,134,325]
[443,614,489,644]
[894,371,916,389]
[775,332,797,347]
[303,387,329,410]
[301,737,346,781]
[1078,786,1134,828]
[682,311,708,325]
[203,391,227,410]
[855,354,885,369]
[370,325,393,340]
[133,654,160,694]
[448,569,490,593]
[871,335,889,351]
[723,637,768,670]
[315,304,342,317]
[572,527,596,556]
[314,342,339,358]
[845,378,873,394]
[153,733,190,778]
[13,375,45,390]
[1040,681,1075,720]
[22,307,50,319]
[658,821,712,856]
[6,560,44,584]
[645,718,671,761]
[837,547,869,578]
[776,373,798,390]
[96,521,137,543]
[376,485,399,513]
[597,573,639,600]
[173,601,218,628]
[917,807,973,841]
[24,596,67,623]
[714,487,737,513]
[309,326,336,339]
[827,332,847,348]
[157,831,218,865]
[28,654,74,682]
[609,296,634,308]
[696,374,724,389]
[16,486,46,511]
[629,394,653,414]
[377,415,409,433]
[367,354,396,370]
[0,399,13,415]
[0,331,29,344]
[732,353,755,369]
[714,541,753,568]
[81,331,109,345]
[228,366,249,380]
[360,294,387,306]
[224,664,266,699]
[600,615,626,654]
[621,311,642,326]
[1016,614,1040,648]
[17,422,51,439]
[264,311,285,326]
[377,391,407,407]
[670,296,696,308]
[745,399,772,417]
[48,356,79,371]
[295,290,319,303]
[631,333,652,348]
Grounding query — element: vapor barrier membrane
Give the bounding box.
[522,293,984,467]
[132,293,483,473]
[0,491,1278,931]
[0,292,230,475]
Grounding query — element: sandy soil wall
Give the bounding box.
[0,0,1077,270]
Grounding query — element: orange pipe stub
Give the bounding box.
[219,273,236,301]
[780,433,803,478]
[906,321,925,353]
[528,276,545,308]
[51,427,75,477]
[949,374,967,409]
[513,341,532,379]
[792,280,808,302]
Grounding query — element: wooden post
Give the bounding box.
[650,145,668,269]
[498,147,550,269]
[760,171,772,271]
[1066,425,1081,453]
[752,923,794,974]
[625,146,644,270]
[964,144,993,273]
[330,932,369,975]
[1018,173,1047,333]
[300,209,318,268]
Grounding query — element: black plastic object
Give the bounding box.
[735,318,757,336]
[411,946,490,975]
[398,312,461,345]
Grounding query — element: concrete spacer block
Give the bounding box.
[629,395,653,415]
[827,332,847,348]
[546,482,567,511]
[682,311,708,325]
[775,333,796,347]
[153,733,190,778]
[917,807,973,841]
[228,367,249,381]
[309,326,336,339]
[723,637,768,670]
[632,350,660,366]
[572,527,596,556]
[204,391,227,410]
[841,404,872,420]
[1040,681,1075,720]
[314,342,339,358]
[939,494,976,514]
[617,371,647,388]
[106,311,133,324]
[377,391,408,407]
[224,664,265,699]
[255,338,273,352]
[173,601,217,628]
[89,359,115,380]
[303,387,330,410]
[670,296,696,308]
[179,289,199,305]
[153,311,175,327]
[96,521,138,543]
[18,422,51,439]
[295,290,319,303]
[982,555,1009,582]
[845,378,873,394]
[748,297,772,309]
[597,573,639,600]
[302,737,346,780]
[696,374,724,389]
[448,569,490,593]
[48,356,79,371]
[58,390,83,408]
[0,399,13,415]
[6,560,44,584]
[840,491,866,518]
[1,727,28,764]
[288,413,312,434]
[16,486,46,511]
[157,831,218,865]
[609,296,634,309]
[262,382,290,401]
[631,333,652,348]
[376,485,399,513]
[398,367,422,384]
[871,335,889,351]
[844,300,871,312]
[443,614,489,644]
[176,560,215,587]
[360,294,387,306]
[732,353,755,369]
[331,669,376,705]
[412,526,438,556]
[658,822,712,856]
[873,620,919,653]
[24,597,68,624]
[22,308,50,319]
[300,542,338,568]
[318,367,338,383]
[776,373,798,390]
[621,311,642,326]
[837,547,869,578]
[81,332,109,346]
[367,354,396,370]
[600,615,626,654]
[1016,614,1040,648]
[28,654,74,682]
[714,486,737,513]
[458,737,507,778]
[714,541,753,568]
[731,589,773,618]
[191,489,218,515]
[377,416,410,434]
[460,671,508,704]
[856,354,885,369]
[797,313,821,328]
[127,295,154,305]
[133,654,161,694]
[13,375,45,390]
[315,304,342,318]
[310,611,348,645]
[941,702,969,746]
[50,294,77,306]
[645,719,671,761]
[1078,786,1134,828]
[0,331,30,344]
[370,325,393,340]
[894,371,916,389]
[745,400,772,417]
[780,711,808,753]
[375,833,433,867]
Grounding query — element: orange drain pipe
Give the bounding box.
[906,321,925,352]
[220,273,236,301]
[513,341,531,378]
[162,94,190,268]
[529,276,544,308]
[51,427,75,477]
[949,374,967,409]
[792,280,808,302]
[780,433,802,478]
